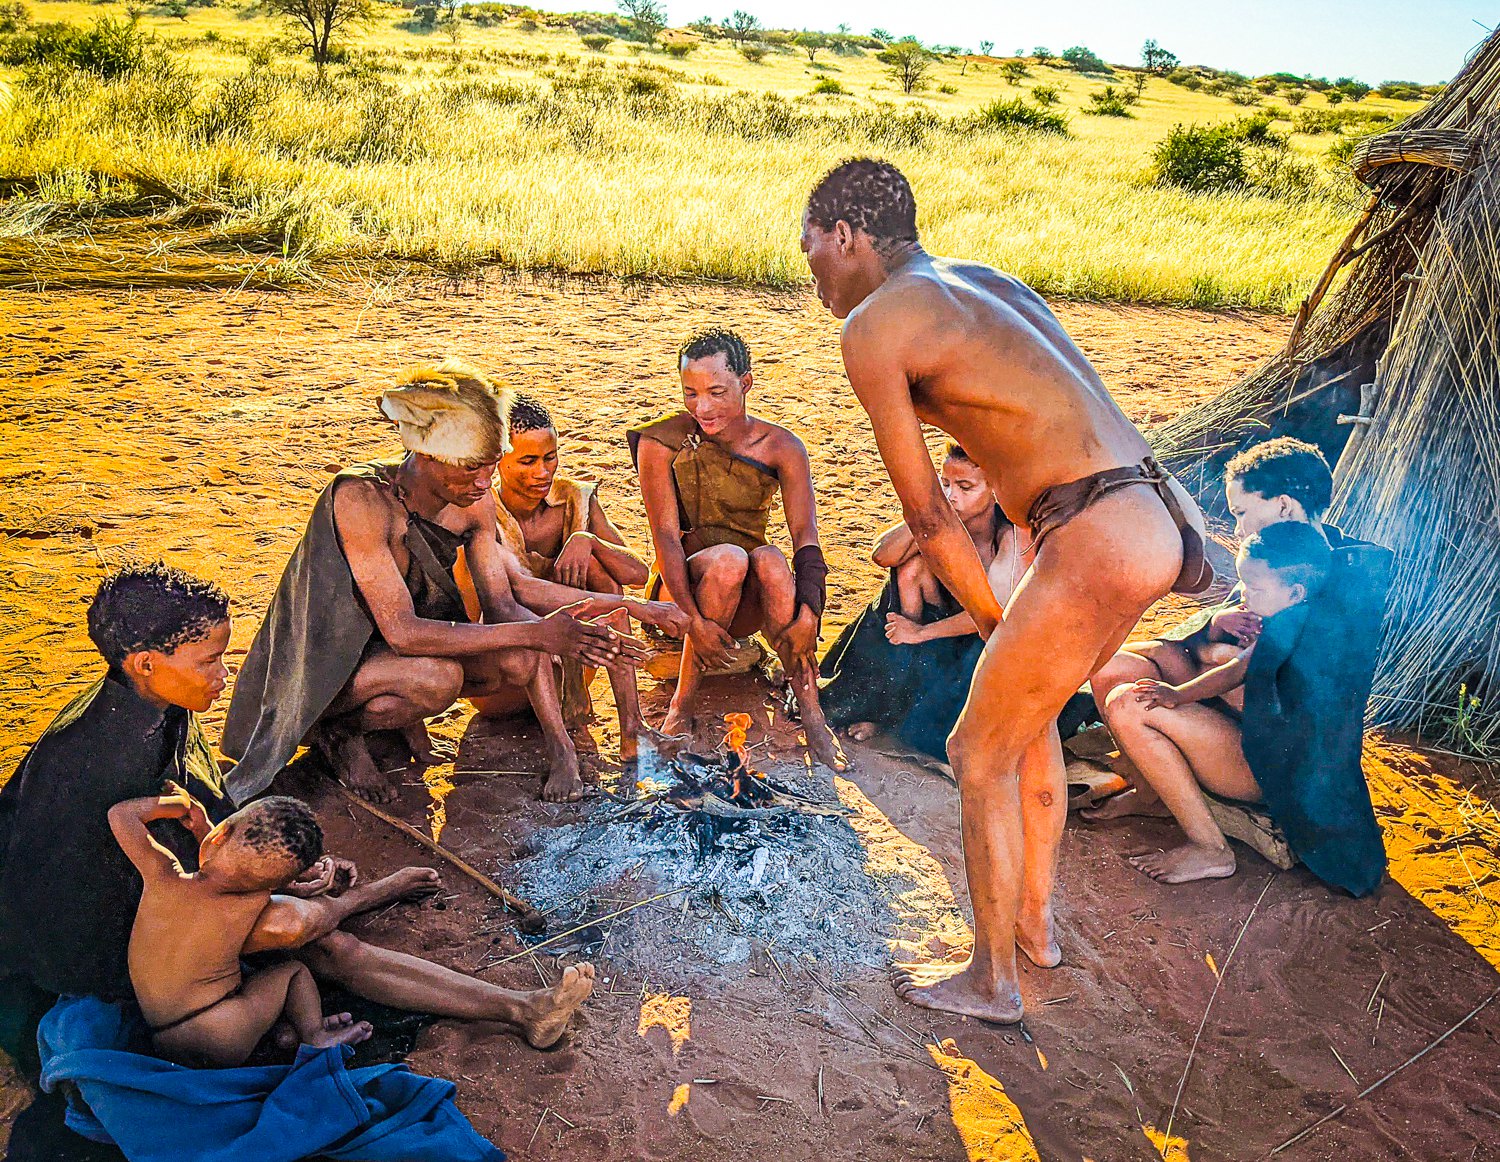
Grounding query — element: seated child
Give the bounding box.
[109,784,373,1068]
[1131,520,1332,716]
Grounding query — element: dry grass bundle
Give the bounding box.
[1153,28,1500,747]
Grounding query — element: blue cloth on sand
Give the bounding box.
[37,995,503,1162]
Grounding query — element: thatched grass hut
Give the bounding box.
[1152,31,1500,749]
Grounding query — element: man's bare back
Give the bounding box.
[803,158,1206,1022]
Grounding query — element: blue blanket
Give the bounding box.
[37,996,503,1162]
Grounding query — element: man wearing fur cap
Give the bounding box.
[224,360,647,805]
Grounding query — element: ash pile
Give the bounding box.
[509,717,907,983]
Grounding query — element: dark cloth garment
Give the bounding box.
[1026,456,1215,596]
[1238,530,1392,896]
[37,995,505,1162]
[222,464,470,804]
[819,573,985,760]
[628,412,780,556]
[821,575,1099,761]
[1148,524,1390,894]
[0,673,233,1007]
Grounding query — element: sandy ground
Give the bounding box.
[2,277,1499,1161]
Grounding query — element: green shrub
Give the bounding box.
[1,16,147,78]
[737,43,768,63]
[413,5,437,30]
[999,60,1027,85]
[580,32,611,52]
[664,41,696,58]
[1085,85,1131,116]
[1152,123,1246,192]
[0,1,30,33]
[811,76,847,95]
[1030,84,1060,106]
[938,82,957,94]
[971,95,1068,135]
[1285,87,1306,106]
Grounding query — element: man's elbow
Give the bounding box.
[904,509,948,545]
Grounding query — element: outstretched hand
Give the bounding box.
[285,855,359,898]
[538,601,649,668]
[634,599,690,639]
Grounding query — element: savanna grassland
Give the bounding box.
[0,1,1430,308]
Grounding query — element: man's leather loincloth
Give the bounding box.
[1024,456,1215,596]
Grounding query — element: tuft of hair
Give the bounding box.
[235,796,323,873]
[806,158,919,257]
[1240,520,1332,594]
[944,441,972,463]
[88,562,229,668]
[679,327,751,377]
[508,392,554,436]
[1225,436,1332,519]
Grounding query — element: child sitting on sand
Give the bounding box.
[109,784,374,1068]
[1130,520,1332,716]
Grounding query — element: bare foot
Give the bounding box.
[1080,787,1171,822]
[847,721,877,742]
[319,727,397,804]
[366,866,442,907]
[892,960,1023,1024]
[519,964,597,1049]
[660,706,694,741]
[1015,904,1061,969]
[304,1014,375,1051]
[402,721,456,768]
[1130,843,1237,884]
[804,718,849,773]
[541,742,584,803]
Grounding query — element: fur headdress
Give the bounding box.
[379,360,512,467]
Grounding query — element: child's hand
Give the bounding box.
[159,780,211,838]
[1132,678,1183,709]
[884,612,926,645]
[1211,608,1262,645]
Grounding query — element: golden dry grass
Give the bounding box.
[0,1,1429,307]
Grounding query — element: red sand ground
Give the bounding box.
[2,277,1498,1161]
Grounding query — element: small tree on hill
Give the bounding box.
[1132,71,1148,98]
[618,0,666,45]
[1336,76,1371,102]
[262,0,373,67]
[722,9,760,42]
[1000,60,1027,85]
[1141,39,1177,73]
[869,27,891,44]
[1061,45,1107,73]
[1033,46,1053,63]
[794,31,825,61]
[879,37,934,94]
[978,39,994,57]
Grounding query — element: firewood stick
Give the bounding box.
[332,783,543,929]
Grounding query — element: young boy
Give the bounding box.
[109,785,373,1068]
[1129,520,1333,716]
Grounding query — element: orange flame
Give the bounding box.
[722,712,751,759]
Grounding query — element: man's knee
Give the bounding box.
[492,648,541,687]
[699,543,750,586]
[1101,684,1151,729]
[409,657,465,710]
[947,714,1031,780]
[748,544,789,584]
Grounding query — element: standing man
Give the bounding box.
[224,361,640,806]
[631,328,846,772]
[801,159,1210,1022]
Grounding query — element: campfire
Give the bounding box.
[611,714,848,857]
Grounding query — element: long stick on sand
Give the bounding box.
[333,783,544,930]
[1269,986,1500,1156]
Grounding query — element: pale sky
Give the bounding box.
[656,1,1490,84]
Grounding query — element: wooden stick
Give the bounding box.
[333,784,541,924]
[477,887,693,969]
[1164,874,1276,1144]
[1271,987,1500,1155]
